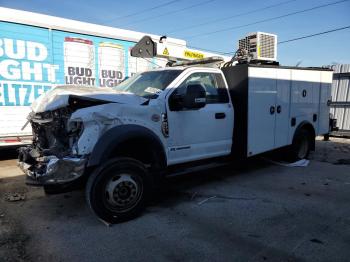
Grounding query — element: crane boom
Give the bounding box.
[130,35,228,63]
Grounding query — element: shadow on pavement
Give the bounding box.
[0,146,21,161]
[1,138,349,223]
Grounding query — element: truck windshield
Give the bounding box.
[114,70,183,99]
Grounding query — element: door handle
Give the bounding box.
[276,105,281,114]
[270,106,275,115]
[215,112,226,119]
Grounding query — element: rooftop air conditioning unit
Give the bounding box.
[238,32,277,62]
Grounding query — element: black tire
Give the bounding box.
[288,129,312,161]
[86,157,152,224]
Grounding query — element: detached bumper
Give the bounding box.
[18,147,87,186]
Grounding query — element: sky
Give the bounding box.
[1,0,349,66]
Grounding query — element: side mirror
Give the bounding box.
[169,83,206,111]
[183,83,206,110]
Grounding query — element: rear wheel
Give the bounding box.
[86,158,151,223]
[288,129,313,161]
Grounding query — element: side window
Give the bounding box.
[215,74,230,103]
[175,72,229,104]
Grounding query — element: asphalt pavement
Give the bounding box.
[0,137,349,262]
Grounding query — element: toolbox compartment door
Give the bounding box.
[247,67,277,156]
[318,71,333,135]
[274,69,291,148]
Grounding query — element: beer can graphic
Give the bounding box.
[98,42,125,87]
[64,37,96,86]
[128,47,153,77]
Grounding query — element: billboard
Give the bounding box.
[0,21,155,107]
[0,21,156,137]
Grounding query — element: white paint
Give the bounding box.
[165,67,234,165]
[247,66,332,156]
[248,67,277,155]
[318,71,333,135]
[31,85,147,113]
[60,65,332,164]
[0,60,20,79]
[275,69,291,148]
[68,100,165,156]
[12,62,333,167]
[0,60,57,81]
[0,38,47,61]
[0,106,32,136]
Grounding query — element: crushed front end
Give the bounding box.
[18,108,87,186]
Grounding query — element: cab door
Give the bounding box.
[166,71,233,165]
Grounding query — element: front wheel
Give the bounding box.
[86,158,151,224]
[288,129,313,161]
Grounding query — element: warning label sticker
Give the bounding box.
[163,48,169,56]
[184,50,204,59]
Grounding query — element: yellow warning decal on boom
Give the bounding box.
[184,50,204,59]
[163,48,169,56]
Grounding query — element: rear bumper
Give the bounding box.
[18,146,87,186]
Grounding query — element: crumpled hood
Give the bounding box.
[31,85,147,113]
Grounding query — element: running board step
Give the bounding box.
[165,161,230,178]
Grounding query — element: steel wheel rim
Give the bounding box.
[104,173,142,212]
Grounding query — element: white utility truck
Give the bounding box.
[18,33,334,223]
